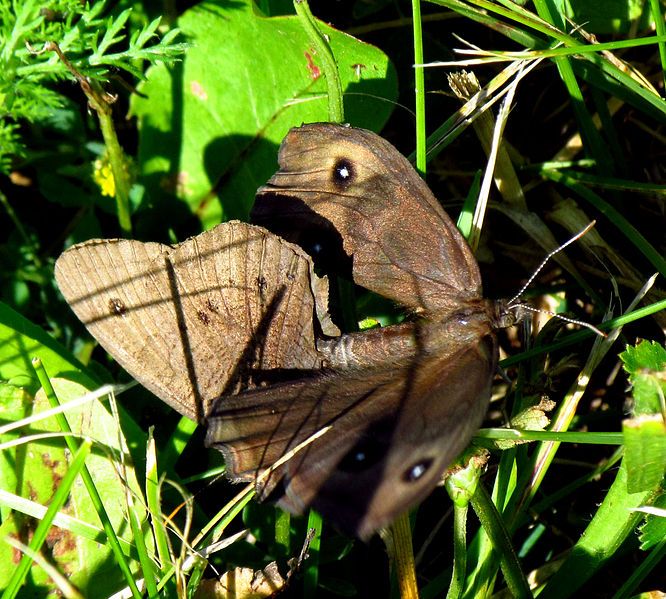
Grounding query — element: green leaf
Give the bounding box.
[623,415,666,493]
[0,301,98,394]
[621,339,666,378]
[537,457,661,598]
[638,493,666,551]
[0,379,150,597]
[130,0,398,227]
[620,340,666,493]
[0,302,151,595]
[562,0,650,34]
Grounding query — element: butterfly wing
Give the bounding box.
[252,123,482,312]
[55,221,323,422]
[206,307,497,539]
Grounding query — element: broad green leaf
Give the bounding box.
[130,0,398,228]
[0,301,99,394]
[0,379,150,596]
[0,303,150,596]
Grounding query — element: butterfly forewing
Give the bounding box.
[55,221,322,422]
[253,123,483,313]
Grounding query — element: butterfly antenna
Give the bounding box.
[507,221,606,337]
[508,221,596,305]
[514,303,606,337]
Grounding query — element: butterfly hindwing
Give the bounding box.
[55,221,322,421]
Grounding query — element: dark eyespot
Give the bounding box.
[403,458,434,483]
[332,158,354,188]
[338,437,384,473]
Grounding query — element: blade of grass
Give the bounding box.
[145,429,171,574]
[0,488,136,554]
[428,0,666,122]
[468,485,531,598]
[419,54,542,164]
[475,429,624,445]
[106,389,159,598]
[516,273,657,515]
[532,0,613,174]
[468,62,522,251]
[412,0,426,173]
[648,0,666,91]
[3,536,86,599]
[612,535,666,599]
[275,508,291,556]
[160,415,198,472]
[500,295,666,368]
[448,70,527,210]
[303,511,322,598]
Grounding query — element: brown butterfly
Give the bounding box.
[55,123,519,540]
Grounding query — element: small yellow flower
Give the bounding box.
[93,158,116,197]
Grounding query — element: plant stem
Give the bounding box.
[44,42,132,236]
[97,101,133,236]
[648,0,666,91]
[293,0,344,122]
[412,0,426,173]
[446,504,468,599]
[385,513,419,599]
[470,485,531,599]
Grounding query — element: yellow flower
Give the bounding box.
[93,158,116,197]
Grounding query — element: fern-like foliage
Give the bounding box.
[0,0,187,173]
